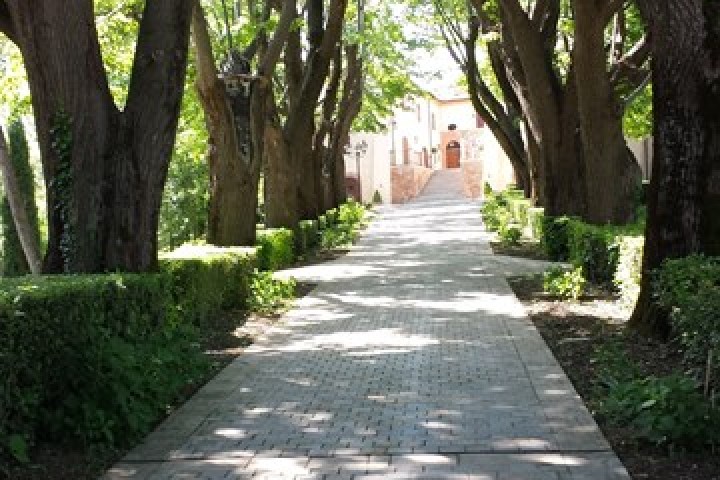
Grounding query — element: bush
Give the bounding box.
[481,192,510,232]
[296,219,319,255]
[541,216,572,261]
[566,221,621,286]
[507,198,532,228]
[614,236,644,306]
[598,374,720,449]
[337,200,366,226]
[0,274,210,461]
[372,190,383,204]
[543,266,586,299]
[247,270,297,314]
[593,342,720,450]
[160,245,256,324]
[527,207,545,240]
[325,208,339,226]
[498,223,522,246]
[256,228,295,271]
[655,255,720,389]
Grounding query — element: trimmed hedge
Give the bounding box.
[0,246,261,462]
[0,274,210,460]
[296,219,319,255]
[256,228,295,271]
[160,245,257,323]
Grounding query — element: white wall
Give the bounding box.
[345,132,392,204]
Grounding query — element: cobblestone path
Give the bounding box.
[105,186,628,479]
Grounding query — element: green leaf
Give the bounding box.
[7,434,29,463]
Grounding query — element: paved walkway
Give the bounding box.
[105,178,628,479]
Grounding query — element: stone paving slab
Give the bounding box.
[104,188,628,479]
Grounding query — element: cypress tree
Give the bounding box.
[1,119,41,276]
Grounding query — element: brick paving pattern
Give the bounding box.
[104,178,628,479]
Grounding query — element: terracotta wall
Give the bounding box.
[391,165,433,203]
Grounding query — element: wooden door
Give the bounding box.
[446,141,461,168]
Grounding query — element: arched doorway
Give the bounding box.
[445,141,461,168]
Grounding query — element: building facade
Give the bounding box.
[345,94,516,203]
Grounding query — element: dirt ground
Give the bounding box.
[508,272,720,480]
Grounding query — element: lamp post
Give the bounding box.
[345,139,368,201]
[352,140,368,202]
[389,119,397,165]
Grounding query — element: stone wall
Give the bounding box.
[391,165,433,203]
[462,161,483,199]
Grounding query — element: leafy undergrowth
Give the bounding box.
[509,273,720,480]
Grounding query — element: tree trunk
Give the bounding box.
[264,0,348,227]
[629,0,720,335]
[1,0,193,273]
[192,3,258,245]
[0,125,42,274]
[264,99,298,228]
[573,1,642,225]
[497,1,586,217]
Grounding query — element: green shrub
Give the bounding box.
[320,223,357,249]
[256,228,295,271]
[325,208,339,226]
[481,192,510,232]
[614,236,644,306]
[507,198,532,228]
[372,190,383,204]
[317,214,328,231]
[543,266,586,299]
[160,245,256,324]
[337,200,366,226]
[247,270,297,314]
[483,182,494,197]
[296,219,319,255]
[498,223,522,246]
[655,255,720,389]
[566,221,620,286]
[0,274,210,460]
[593,341,720,450]
[527,207,545,240]
[598,374,720,449]
[541,216,572,261]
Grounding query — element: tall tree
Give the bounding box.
[264,0,349,227]
[192,0,296,246]
[0,0,194,273]
[0,121,42,274]
[432,0,530,196]
[629,0,720,335]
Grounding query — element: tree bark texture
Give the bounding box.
[192,4,257,246]
[572,0,642,224]
[0,125,42,274]
[264,0,349,228]
[497,1,586,217]
[629,0,720,335]
[0,0,193,273]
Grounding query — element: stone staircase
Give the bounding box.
[416,168,464,200]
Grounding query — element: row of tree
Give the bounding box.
[0,0,392,273]
[423,0,719,334]
[0,1,717,336]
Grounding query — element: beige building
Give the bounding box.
[345,93,516,203]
